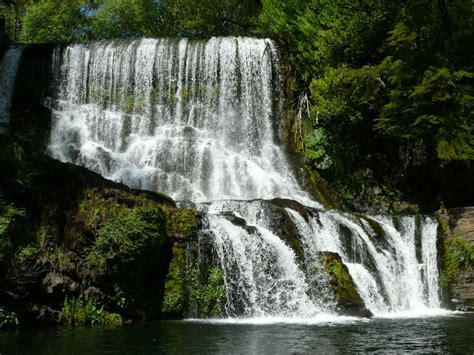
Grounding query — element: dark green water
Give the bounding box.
[1,314,473,354]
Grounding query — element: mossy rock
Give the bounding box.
[320,251,372,317]
[161,232,226,319]
[0,134,207,324]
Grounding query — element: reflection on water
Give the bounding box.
[1,314,474,354]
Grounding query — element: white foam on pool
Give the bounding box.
[184,315,370,325]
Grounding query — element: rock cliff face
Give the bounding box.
[447,207,474,310]
[0,132,205,326]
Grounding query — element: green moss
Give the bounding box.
[391,202,421,215]
[162,242,226,317]
[322,253,361,304]
[434,212,474,287]
[78,188,170,231]
[169,209,201,235]
[62,297,121,326]
[302,163,338,210]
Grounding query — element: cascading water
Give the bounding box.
[45,37,445,319]
[286,209,442,316]
[48,38,315,205]
[0,46,24,135]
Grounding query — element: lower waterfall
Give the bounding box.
[286,209,441,316]
[197,201,443,318]
[208,215,322,317]
[40,37,446,319]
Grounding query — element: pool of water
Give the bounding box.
[1,313,473,354]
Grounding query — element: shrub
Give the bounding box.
[442,234,474,286]
[16,244,40,264]
[85,207,169,277]
[62,297,121,326]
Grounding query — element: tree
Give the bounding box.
[164,0,261,37]
[20,0,91,43]
[258,0,474,208]
[0,0,32,41]
[92,0,169,39]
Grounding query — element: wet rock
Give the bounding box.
[34,305,62,324]
[42,272,78,294]
[320,252,372,318]
[270,198,309,220]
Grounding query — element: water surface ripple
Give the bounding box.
[1,313,473,354]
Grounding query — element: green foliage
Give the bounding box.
[164,0,261,37]
[162,244,226,317]
[0,307,19,329]
[441,234,474,287]
[62,297,121,325]
[92,0,169,39]
[20,0,91,43]
[12,0,262,42]
[258,0,474,209]
[162,262,185,314]
[188,266,226,317]
[0,137,196,324]
[378,65,474,161]
[0,0,32,41]
[16,244,40,264]
[304,128,332,170]
[85,207,169,277]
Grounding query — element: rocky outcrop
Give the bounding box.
[319,252,372,317]
[448,207,474,242]
[0,132,203,326]
[442,207,474,311]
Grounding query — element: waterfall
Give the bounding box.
[286,210,442,315]
[48,38,316,206]
[45,37,444,319]
[0,46,24,135]
[208,215,322,317]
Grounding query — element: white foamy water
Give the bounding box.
[184,314,369,325]
[286,209,443,316]
[48,38,316,205]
